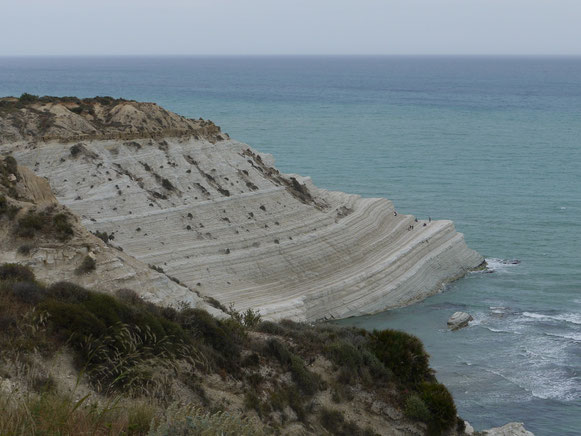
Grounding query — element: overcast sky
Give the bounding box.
[1,0,580,56]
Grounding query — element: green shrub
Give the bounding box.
[174,308,244,373]
[289,354,320,395]
[17,244,34,255]
[241,353,260,367]
[264,339,320,395]
[126,402,157,434]
[69,144,83,157]
[264,338,293,365]
[149,264,164,274]
[360,349,391,380]
[36,286,195,393]
[80,322,192,396]
[178,308,239,358]
[319,407,372,435]
[93,230,110,243]
[115,288,142,305]
[419,382,457,434]
[404,394,431,422]
[52,213,73,240]
[19,93,39,103]
[256,320,287,336]
[3,156,18,176]
[326,340,363,370]
[16,212,45,238]
[320,408,344,434]
[232,308,262,329]
[11,282,47,305]
[68,106,83,114]
[41,300,107,341]
[14,210,73,241]
[0,263,35,282]
[204,296,228,312]
[46,281,90,303]
[368,329,431,384]
[267,385,306,422]
[0,200,21,220]
[243,391,264,416]
[75,256,96,274]
[30,373,56,393]
[42,284,186,348]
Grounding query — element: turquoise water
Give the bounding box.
[1,56,580,435]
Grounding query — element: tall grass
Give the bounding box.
[0,391,264,436]
[80,322,207,398]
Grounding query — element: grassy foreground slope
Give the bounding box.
[0,263,466,436]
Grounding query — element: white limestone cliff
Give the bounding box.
[1,98,484,321]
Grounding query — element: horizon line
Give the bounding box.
[1,53,581,58]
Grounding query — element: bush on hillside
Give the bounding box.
[0,263,36,282]
[19,93,40,103]
[368,329,431,384]
[419,381,457,434]
[176,307,240,364]
[52,213,74,240]
[319,407,377,436]
[75,256,96,274]
[15,211,45,238]
[264,338,321,395]
[404,394,431,422]
[0,261,456,433]
[15,209,74,241]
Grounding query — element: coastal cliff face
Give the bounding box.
[1,96,534,436]
[0,97,484,321]
[0,155,223,317]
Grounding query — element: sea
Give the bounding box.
[0,56,579,435]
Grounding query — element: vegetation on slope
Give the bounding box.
[0,93,225,143]
[0,263,462,435]
[0,93,129,114]
[1,155,76,246]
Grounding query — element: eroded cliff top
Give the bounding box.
[0,94,226,144]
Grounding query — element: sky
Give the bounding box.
[0,0,580,56]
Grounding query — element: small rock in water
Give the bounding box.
[447,312,473,330]
[503,259,520,265]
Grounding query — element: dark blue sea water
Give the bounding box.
[1,56,580,435]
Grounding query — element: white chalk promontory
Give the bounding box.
[2,99,485,321]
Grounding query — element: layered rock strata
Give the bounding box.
[0,156,222,317]
[1,98,484,321]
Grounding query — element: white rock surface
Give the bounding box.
[447,311,474,330]
[0,158,223,317]
[484,422,534,436]
[5,134,484,321]
[464,420,475,435]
